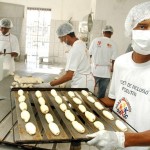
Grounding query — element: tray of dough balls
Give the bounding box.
[10,88,136,144]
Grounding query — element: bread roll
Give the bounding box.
[35,90,42,98]
[40,105,49,114]
[18,89,24,96]
[87,96,95,103]
[55,95,62,104]
[115,120,127,132]
[81,90,89,97]
[102,110,114,120]
[19,102,27,111]
[25,122,36,135]
[68,91,75,98]
[65,110,75,122]
[48,122,60,135]
[21,110,30,122]
[59,103,67,112]
[72,121,85,133]
[45,113,54,123]
[94,121,105,130]
[85,111,96,122]
[73,97,82,104]
[94,102,104,110]
[18,95,26,102]
[51,89,57,97]
[78,105,86,113]
[38,97,46,105]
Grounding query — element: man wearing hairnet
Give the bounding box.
[89,25,118,98]
[86,1,150,150]
[36,22,95,92]
[0,18,20,75]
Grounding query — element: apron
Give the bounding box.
[0,35,14,73]
[71,49,95,92]
[71,72,95,93]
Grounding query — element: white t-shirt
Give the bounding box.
[0,32,20,73]
[65,40,95,92]
[109,52,150,150]
[89,37,118,78]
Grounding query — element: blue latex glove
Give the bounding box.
[33,82,51,88]
[86,130,125,150]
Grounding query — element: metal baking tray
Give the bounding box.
[10,88,137,144]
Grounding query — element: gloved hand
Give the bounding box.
[33,82,51,88]
[86,130,125,150]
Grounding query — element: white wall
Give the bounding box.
[0,0,92,21]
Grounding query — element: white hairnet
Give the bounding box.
[0,18,13,28]
[56,22,74,37]
[125,1,150,37]
[102,25,113,33]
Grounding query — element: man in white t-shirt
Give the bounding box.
[89,25,118,98]
[36,22,95,92]
[0,18,20,75]
[86,1,150,150]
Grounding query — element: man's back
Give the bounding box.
[89,36,118,78]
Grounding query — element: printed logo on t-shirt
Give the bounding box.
[97,41,101,47]
[115,97,131,120]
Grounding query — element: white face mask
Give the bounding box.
[132,30,150,55]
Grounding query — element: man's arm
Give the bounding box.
[11,52,18,57]
[125,130,150,147]
[100,97,115,107]
[100,98,150,147]
[50,70,74,86]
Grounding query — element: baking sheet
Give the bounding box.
[10,88,136,144]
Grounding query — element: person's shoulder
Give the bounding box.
[72,40,86,50]
[115,51,132,63]
[91,37,102,41]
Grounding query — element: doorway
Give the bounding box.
[26,7,51,65]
